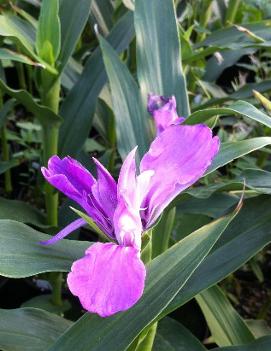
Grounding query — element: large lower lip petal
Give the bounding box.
[67,242,146,317]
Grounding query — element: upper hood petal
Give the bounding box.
[140,124,220,228]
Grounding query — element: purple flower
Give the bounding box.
[147,93,185,134]
[41,95,220,317]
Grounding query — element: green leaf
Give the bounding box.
[176,193,238,219]
[204,48,255,82]
[213,336,271,351]
[196,79,271,110]
[0,220,89,278]
[135,0,190,116]
[152,207,176,258]
[0,197,48,228]
[188,169,271,198]
[0,13,57,74]
[99,35,151,160]
[246,319,271,338]
[0,99,15,128]
[0,308,72,351]
[21,295,71,315]
[0,159,19,174]
[36,0,61,64]
[0,14,35,58]
[153,317,207,351]
[0,79,62,126]
[58,0,93,71]
[91,0,114,35]
[198,21,271,49]
[196,285,254,347]
[167,195,271,317]
[206,137,271,175]
[0,48,42,66]
[186,100,271,128]
[59,11,135,157]
[48,211,237,351]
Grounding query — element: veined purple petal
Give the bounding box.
[39,218,86,245]
[80,158,117,238]
[140,124,220,228]
[147,94,184,135]
[67,242,146,317]
[41,156,95,207]
[42,156,118,239]
[91,157,117,221]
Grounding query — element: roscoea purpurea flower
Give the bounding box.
[41,94,220,317]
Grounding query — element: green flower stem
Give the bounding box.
[135,323,158,351]
[43,122,59,226]
[196,0,213,43]
[0,92,12,193]
[225,0,241,25]
[41,76,60,226]
[15,62,27,91]
[49,271,63,307]
[1,126,12,193]
[41,73,62,306]
[128,231,157,351]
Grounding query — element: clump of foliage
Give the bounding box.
[1,0,271,350]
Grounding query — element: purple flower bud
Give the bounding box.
[147,93,185,135]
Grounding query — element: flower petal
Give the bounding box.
[91,157,117,221]
[113,148,142,248]
[39,218,86,245]
[140,124,220,227]
[147,94,184,135]
[113,148,152,249]
[67,242,146,317]
[41,156,95,206]
[42,156,117,238]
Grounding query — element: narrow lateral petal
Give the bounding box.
[41,156,95,206]
[39,218,86,245]
[147,94,184,135]
[67,242,146,317]
[91,157,117,221]
[42,156,117,238]
[140,124,220,227]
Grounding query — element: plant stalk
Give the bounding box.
[225,0,241,25]
[196,0,213,43]
[41,76,60,226]
[41,74,62,306]
[135,323,158,351]
[128,231,157,351]
[1,126,12,193]
[0,92,12,193]
[49,271,63,306]
[15,62,27,91]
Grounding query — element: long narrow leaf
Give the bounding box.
[153,317,207,351]
[58,0,93,71]
[48,211,237,351]
[99,35,151,160]
[206,137,271,175]
[0,220,89,278]
[0,308,72,351]
[186,100,271,128]
[59,12,135,157]
[196,285,254,347]
[135,0,190,116]
[166,195,271,316]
